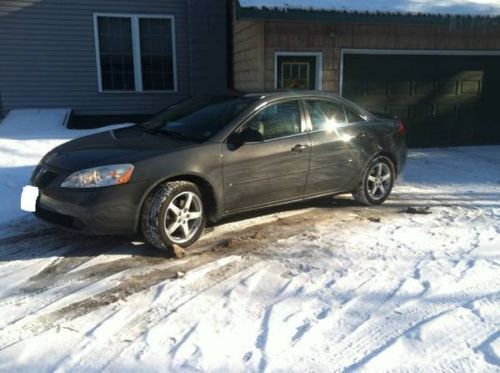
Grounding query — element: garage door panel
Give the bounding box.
[455,104,481,144]
[391,96,427,107]
[388,106,410,121]
[344,81,365,96]
[435,104,458,117]
[411,104,433,120]
[458,103,480,119]
[365,82,388,95]
[461,80,481,95]
[414,81,435,96]
[390,82,411,96]
[343,54,500,147]
[437,81,458,95]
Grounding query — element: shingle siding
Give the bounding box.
[0,0,227,116]
[232,20,263,91]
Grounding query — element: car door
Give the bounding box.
[222,100,311,213]
[303,99,366,196]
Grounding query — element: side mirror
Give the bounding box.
[241,127,264,143]
[228,127,264,149]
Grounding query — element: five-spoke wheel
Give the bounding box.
[164,191,203,245]
[141,181,206,251]
[366,163,392,201]
[353,156,395,206]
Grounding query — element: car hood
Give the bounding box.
[43,126,191,171]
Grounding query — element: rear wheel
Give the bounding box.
[352,156,395,206]
[141,181,206,251]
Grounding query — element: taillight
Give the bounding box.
[398,120,406,136]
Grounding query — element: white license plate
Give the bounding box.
[20,185,39,212]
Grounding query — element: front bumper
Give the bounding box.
[32,164,152,235]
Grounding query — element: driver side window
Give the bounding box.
[244,101,301,141]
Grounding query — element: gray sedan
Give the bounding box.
[26,91,407,251]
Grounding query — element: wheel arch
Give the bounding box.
[135,173,220,233]
[374,151,398,175]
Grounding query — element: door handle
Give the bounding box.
[291,144,308,153]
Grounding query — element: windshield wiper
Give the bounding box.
[137,124,202,142]
[136,124,157,134]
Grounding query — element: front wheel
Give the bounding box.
[141,181,206,251]
[352,156,395,206]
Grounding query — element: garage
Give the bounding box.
[233,1,500,148]
[342,52,500,147]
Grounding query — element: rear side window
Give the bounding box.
[305,100,346,131]
[345,107,367,124]
[245,101,301,140]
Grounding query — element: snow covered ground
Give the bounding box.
[0,112,499,372]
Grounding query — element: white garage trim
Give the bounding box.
[339,48,500,97]
[274,51,323,90]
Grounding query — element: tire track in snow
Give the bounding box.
[0,204,384,367]
[263,201,498,371]
[0,234,83,278]
[332,277,500,371]
[0,254,169,330]
[0,207,345,353]
[54,256,262,372]
[0,227,58,246]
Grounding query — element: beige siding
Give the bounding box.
[264,22,336,91]
[233,18,500,94]
[233,20,263,91]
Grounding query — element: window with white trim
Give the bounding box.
[94,14,176,92]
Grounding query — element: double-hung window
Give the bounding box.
[94,14,176,92]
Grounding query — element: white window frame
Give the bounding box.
[274,52,323,90]
[93,13,178,93]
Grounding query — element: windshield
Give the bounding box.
[139,95,257,141]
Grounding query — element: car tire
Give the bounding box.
[352,155,395,206]
[141,181,206,251]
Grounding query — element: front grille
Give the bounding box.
[32,166,59,188]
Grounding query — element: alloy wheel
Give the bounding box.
[367,163,392,200]
[164,191,203,244]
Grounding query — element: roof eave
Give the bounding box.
[235,2,500,27]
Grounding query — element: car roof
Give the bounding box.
[241,91,373,117]
[243,90,340,101]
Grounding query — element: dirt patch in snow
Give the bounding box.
[5,205,354,329]
[30,204,383,325]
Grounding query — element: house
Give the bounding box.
[231,0,500,147]
[0,0,228,125]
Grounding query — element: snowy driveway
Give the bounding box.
[0,118,498,371]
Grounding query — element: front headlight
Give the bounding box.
[61,164,134,189]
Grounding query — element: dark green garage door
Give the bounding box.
[343,54,500,147]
